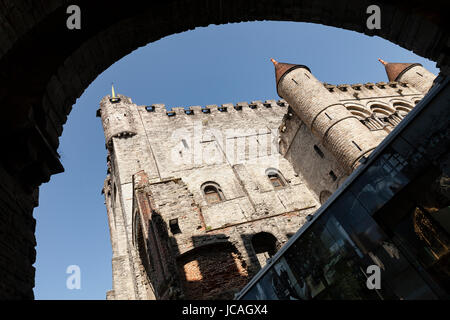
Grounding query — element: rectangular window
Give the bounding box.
[314,145,325,158]
[169,218,181,234]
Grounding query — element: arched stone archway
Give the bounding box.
[251,232,281,269]
[0,0,449,299]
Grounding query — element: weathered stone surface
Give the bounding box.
[279,69,433,202]
[99,60,434,299]
[101,95,318,299]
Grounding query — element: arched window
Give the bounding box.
[410,97,423,105]
[319,190,333,205]
[266,168,286,189]
[202,182,224,204]
[369,103,398,128]
[370,104,395,121]
[177,242,247,299]
[251,232,280,269]
[345,105,371,120]
[392,101,413,118]
[345,105,382,131]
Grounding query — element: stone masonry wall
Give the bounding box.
[279,80,426,202]
[278,67,385,173]
[132,171,316,299]
[99,67,429,299]
[397,65,436,94]
[100,95,319,299]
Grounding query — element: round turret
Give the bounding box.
[99,94,137,148]
[272,58,383,173]
[378,58,435,94]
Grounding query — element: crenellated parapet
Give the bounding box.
[99,94,137,148]
[323,80,420,99]
[139,99,289,117]
[378,59,436,94]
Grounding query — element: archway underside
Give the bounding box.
[0,0,448,299]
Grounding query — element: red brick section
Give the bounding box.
[146,222,169,297]
[178,243,249,300]
[133,174,184,299]
[134,170,152,230]
[133,174,251,300]
[134,186,170,297]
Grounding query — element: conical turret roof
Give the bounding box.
[378,58,421,82]
[271,58,311,88]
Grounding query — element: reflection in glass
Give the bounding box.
[240,134,449,300]
[242,182,444,299]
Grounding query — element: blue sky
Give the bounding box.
[33,21,439,300]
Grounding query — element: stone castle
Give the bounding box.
[98,59,435,300]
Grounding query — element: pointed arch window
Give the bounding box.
[202,182,224,204]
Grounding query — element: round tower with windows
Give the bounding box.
[378,58,436,94]
[271,58,383,173]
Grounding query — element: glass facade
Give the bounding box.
[237,78,450,300]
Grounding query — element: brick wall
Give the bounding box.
[178,242,249,300]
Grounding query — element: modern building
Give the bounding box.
[97,59,446,300]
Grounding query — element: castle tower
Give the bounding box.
[98,87,320,300]
[271,59,383,174]
[378,58,436,94]
[99,91,137,147]
[97,87,161,300]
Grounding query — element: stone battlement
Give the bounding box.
[132,99,290,116]
[323,80,409,90]
[322,80,423,102]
